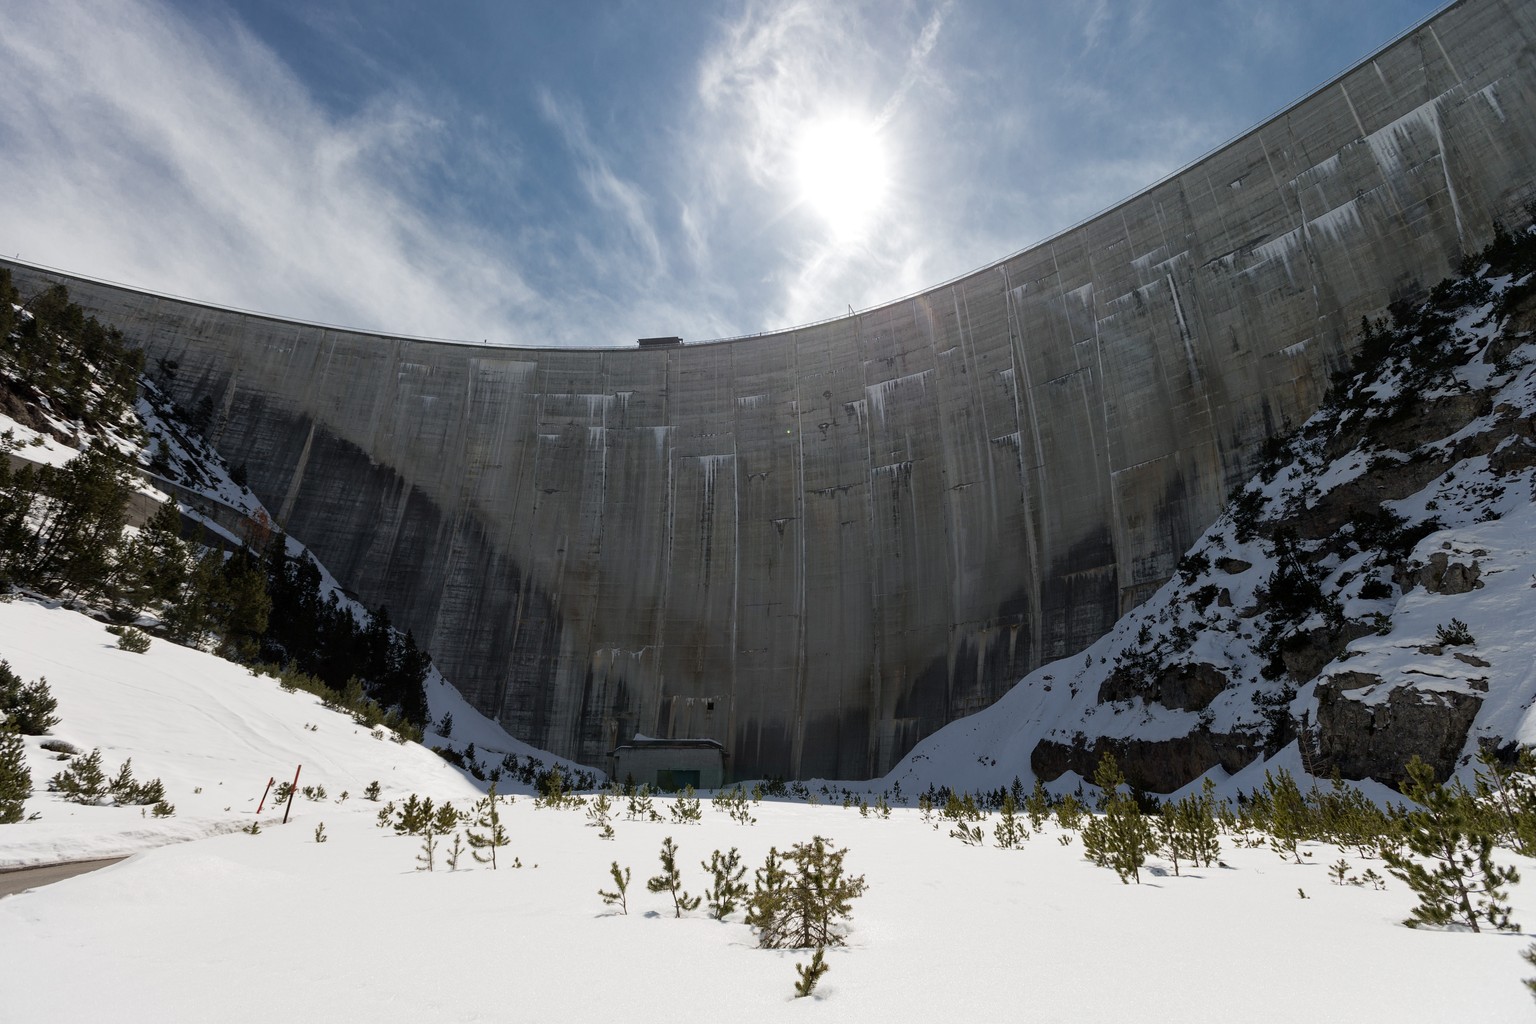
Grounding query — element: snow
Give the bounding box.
[1,599,1533,1021]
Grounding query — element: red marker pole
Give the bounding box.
[282,765,302,824]
[255,776,275,814]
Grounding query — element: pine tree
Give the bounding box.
[0,661,58,735]
[468,783,510,869]
[444,832,464,869]
[1082,752,1153,884]
[668,785,703,823]
[599,861,631,914]
[0,726,31,823]
[49,747,107,804]
[1025,779,1052,832]
[108,758,137,803]
[994,793,1029,849]
[702,847,749,920]
[794,947,829,999]
[1264,768,1311,864]
[1177,779,1222,868]
[626,786,656,821]
[779,837,867,948]
[1054,792,1086,832]
[585,792,614,830]
[746,847,792,948]
[415,830,438,872]
[1384,758,1520,932]
[1156,803,1185,876]
[646,837,700,917]
[1473,746,1536,855]
[110,500,188,612]
[18,444,133,598]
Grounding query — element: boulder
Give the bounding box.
[1097,661,1229,712]
[1032,728,1261,794]
[1315,674,1481,786]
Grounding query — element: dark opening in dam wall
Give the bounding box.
[7,0,1536,780]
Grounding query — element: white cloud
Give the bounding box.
[0,1,538,343]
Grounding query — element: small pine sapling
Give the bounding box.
[781,837,867,948]
[151,799,175,818]
[416,830,438,871]
[446,832,465,870]
[646,837,700,917]
[702,847,748,920]
[669,785,703,824]
[794,947,829,999]
[113,627,151,653]
[1435,618,1475,647]
[1384,757,1520,932]
[950,820,985,845]
[468,783,511,869]
[626,787,656,822]
[599,861,631,914]
[1025,779,1052,832]
[1082,753,1153,884]
[431,802,462,834]
[0,663,58,735]
[243,821,261,835]
[1264,768,1312,864]
[1156,803,1185,876]
[994,794,1028,849]
[746,847,792,948]
[314,821,328,844]
[375,801,396,828]
[364,780,382,802]
[49,747,107,804]
[1054,792,1086,832]
[586,792,614,830]
[1179,779,1223,867]
[394,794,435,835]
[1473,745,1536,856]
[1330,858,1350,885]
[108,758,136,803]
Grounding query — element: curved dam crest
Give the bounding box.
[7,0,1536,780]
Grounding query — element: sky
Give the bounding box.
[0,0,1446,348]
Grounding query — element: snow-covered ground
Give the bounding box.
[1,598,1532,1021]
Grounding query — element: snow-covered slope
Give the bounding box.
[0,598,482,868]
[2,596,1533,1022]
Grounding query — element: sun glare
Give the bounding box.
[794,116,889,237]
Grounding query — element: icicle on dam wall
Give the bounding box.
[7,0,1536,780]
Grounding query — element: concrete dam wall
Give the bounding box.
[7,0,1536,780]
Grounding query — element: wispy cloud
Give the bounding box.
[535,88,665,280]
[0,1,538,343]
[0,0,1438,349]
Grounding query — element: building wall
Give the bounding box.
[7,0,1536,779]
[612,748,725,792]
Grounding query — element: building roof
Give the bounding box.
[609,737,725,755]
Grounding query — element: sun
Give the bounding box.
[793,115,890,237]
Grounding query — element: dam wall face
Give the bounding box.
[8,0,1536,780]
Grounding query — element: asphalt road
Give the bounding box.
[0,857,125,898]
